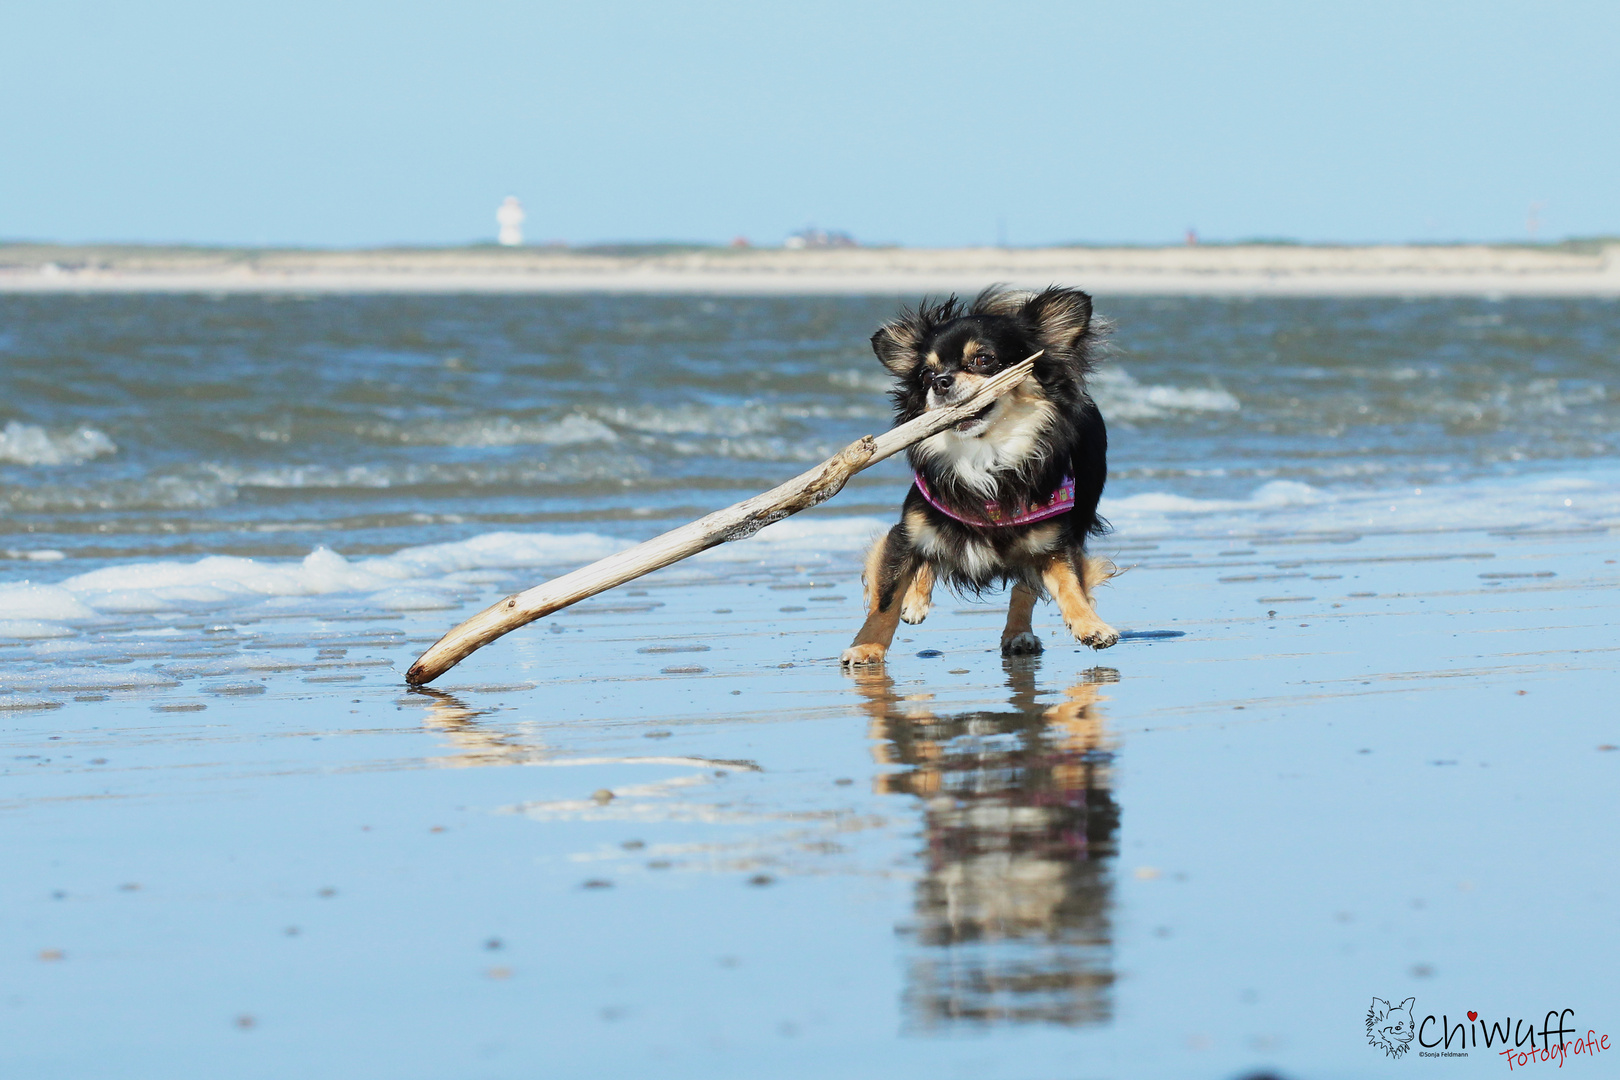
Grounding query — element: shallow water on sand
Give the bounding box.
[1,295,1617,1077]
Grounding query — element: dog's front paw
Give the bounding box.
[900,595,931,625]
[1001,631,1043,657]
[1078,623,1119,650]
[840,644,888,666]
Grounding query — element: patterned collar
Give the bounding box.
[913,472,1076,528]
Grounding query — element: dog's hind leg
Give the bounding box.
[1000,582,1043,656]
[1040,552,1119,649]
[900,562,934,625]
[842,525,918,666]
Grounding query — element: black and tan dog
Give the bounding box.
[841,286,1119,666]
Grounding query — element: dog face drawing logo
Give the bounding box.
[1367,996,1417,1057]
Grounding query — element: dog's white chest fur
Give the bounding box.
[915,382,1055,498]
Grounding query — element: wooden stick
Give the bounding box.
[404,353,1041,685]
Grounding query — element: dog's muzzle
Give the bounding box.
[928,376,995,433]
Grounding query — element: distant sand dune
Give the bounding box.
[3,242,1618,296]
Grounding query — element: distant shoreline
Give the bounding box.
[3,242,1618,296]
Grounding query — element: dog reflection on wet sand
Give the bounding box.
[849,662,1120,1028]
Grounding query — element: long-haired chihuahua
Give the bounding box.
[842,286,1119,666]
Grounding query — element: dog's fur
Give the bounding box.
[842,286,1119,666]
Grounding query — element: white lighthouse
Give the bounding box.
[496,196,525,246]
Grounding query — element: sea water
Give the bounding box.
[2,294,1616,641]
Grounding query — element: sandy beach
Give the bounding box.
[4,241,1619,296]
[4,515,1617,1077]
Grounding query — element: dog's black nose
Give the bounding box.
[932,373,955,393]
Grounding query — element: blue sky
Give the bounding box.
[2,1,1616,247]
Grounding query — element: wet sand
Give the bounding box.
[4,242,1619,296]
[3,519,1615,1077]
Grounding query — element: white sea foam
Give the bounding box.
[52,531,633,617]
[0,583,99,621]
[198,457,643,492]
[3,549,67,561]
[0,422,118,466]
[404,414,619,447]
[1090,370,1241,421]
[33,669,180,692]
[2,475,235,513]
[0,695,63,711]
[1100,468,1620,538]
[2,467,1614,641]
[0,620,75,640]
[0,516,885,638]
[599,401,884,438]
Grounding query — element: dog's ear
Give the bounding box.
[1370,999,1390,1017]
[870,318,923,376]
[1022,286,1093,352]
[872,296,964,375]
[1399,998,1416,1013]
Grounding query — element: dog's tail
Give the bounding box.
[1082,556,1122,593]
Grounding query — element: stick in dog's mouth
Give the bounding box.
[952,403,991,433]
[953,401,997,434]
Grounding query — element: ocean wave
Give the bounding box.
[829,368,892,392]
[0,515,888,636]
[0,422,118,466]
[1102,469,1620,537]
[663,437,843,463]
[595,401,885,438]
[199,457,648,491]
[2,465,1615,640]
[831,367,1242,424]
[2,475,236,513]
[386,414,619,447]
[1090,370,1241,421]
[48,531,634,617]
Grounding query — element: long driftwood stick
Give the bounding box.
[404,353,1041,685]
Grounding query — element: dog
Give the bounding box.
[841,286,1118,667]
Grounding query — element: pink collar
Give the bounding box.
[913,473,1076,528]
